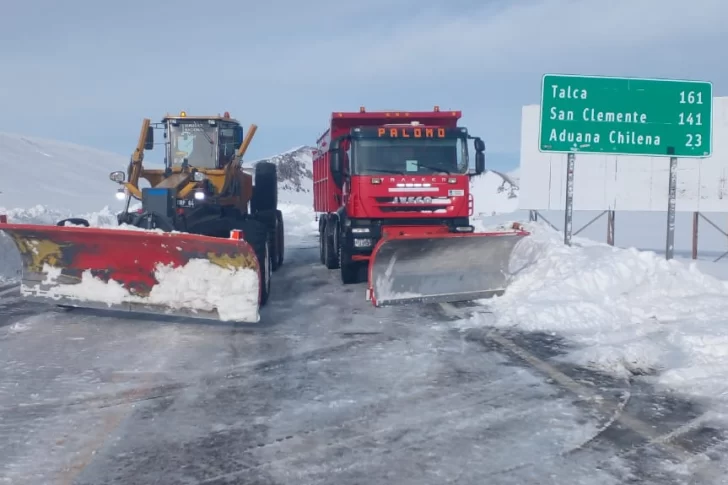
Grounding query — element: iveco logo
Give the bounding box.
[393,196,433,204]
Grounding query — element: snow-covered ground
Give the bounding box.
[4,132,728,413]
[467,170,728,407]
[466,218,728,408]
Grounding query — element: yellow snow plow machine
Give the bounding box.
[0,111,284,323]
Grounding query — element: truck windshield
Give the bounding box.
[351,136,468,176]
[169,122,218,169]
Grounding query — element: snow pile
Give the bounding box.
[31,259,260,322]
[0,204,120,227]
[475,221,728,401]
[278,202,318,242]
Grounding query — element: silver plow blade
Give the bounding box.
[368,232,527,307]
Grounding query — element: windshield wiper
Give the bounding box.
[416,164,451,175]
[201,130,214,145]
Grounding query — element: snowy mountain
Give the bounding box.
[0,132,128,214]
[248,146,315,206]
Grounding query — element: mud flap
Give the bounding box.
[0,223,262,322]
[368,230,528,307]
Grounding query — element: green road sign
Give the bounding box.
[538,74,713,157]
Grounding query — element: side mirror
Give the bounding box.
[475,152,485,174]
[473,137,485,153]
[233,125,244,149]
[144,126,154,150]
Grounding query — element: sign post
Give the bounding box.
[537,74,713,256]
[564,152,574,246]
[666,149,678,259]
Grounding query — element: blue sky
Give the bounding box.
[1,0,727,173]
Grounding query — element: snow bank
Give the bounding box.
[31,259,260,322]
[278,202,317,242]
[0,204,120,227]
[473,221,728,402]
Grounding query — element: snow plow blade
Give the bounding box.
[368,229,529,307]
[0,223,261,323]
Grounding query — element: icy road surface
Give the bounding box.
[0,238,726,484]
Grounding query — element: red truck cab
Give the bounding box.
[313,107,486,283]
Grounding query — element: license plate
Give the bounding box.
[176,199,195,208]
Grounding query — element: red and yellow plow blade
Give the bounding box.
[367,229,529,307]
[0,223,261,322]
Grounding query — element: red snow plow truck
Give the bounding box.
[313,106,529,307]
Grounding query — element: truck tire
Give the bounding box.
[275,209,284,268]
[338,243,359,284]
[238,219,272,306]
[324,221,339,269]
[336,224,359,285]
[251,161,278,214]
[319,220,326,264]
[252,209,281,271]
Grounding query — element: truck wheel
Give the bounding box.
[324,222,339,270]
[275,209,284,268]
[253,210,281,272]
[251,161,278,214]
[337,224,358,284]
[319,221,326,264]
[338,243,358,284]
[240,219,272,306]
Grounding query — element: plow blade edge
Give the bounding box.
[368,231,528,307]
[0,223,261,322]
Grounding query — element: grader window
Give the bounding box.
[170,122,218,168]
[218,126,237,165]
